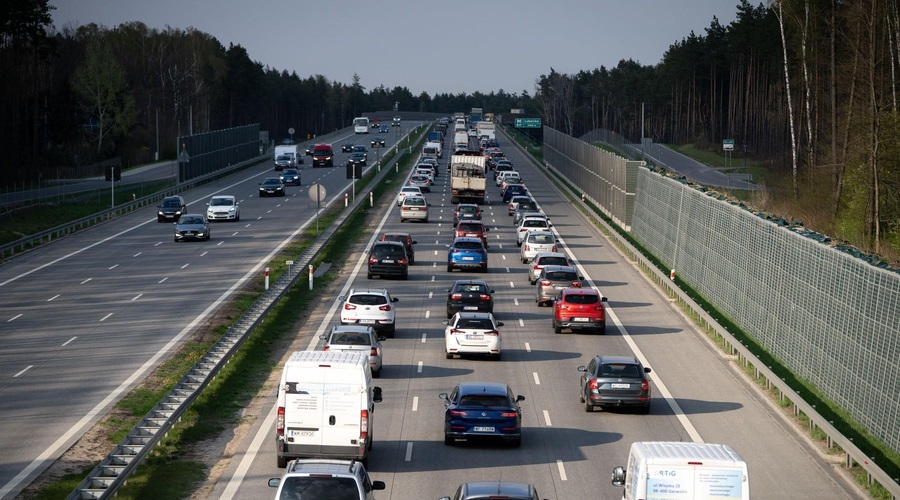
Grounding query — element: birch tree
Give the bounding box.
[71,41,135,151]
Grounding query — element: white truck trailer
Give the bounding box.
[449,154,487,204]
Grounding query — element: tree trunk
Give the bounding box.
[775,1,800,196]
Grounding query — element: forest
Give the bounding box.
[1,0,898,257]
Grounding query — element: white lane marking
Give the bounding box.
[434,250,438,255]
[435,239,439,244]
[231,232,239,236]
[428,292,433,299]
[13,366,33,378]
[498,244,503,249]
[257,216,262,220]
[244,224,251,228]
[108,264,118,270]
[412,397,419,412]
[132,294,143,301]
[431,276,435,282]
[47,295,59,302]
[421,334,427,343]
[181,263,189,269]
[514,298,519,306]
[133,252,141,257]
[61,337,77,347]
[525,342,531,352]
[505,267,511,273]
[557,460,568,481]
[533,372,540,385]
[519,319,525,327]
[436,230,441,235]
[425,311,431,319]
[405,442,413,462]
[217,241,224,246]
[99,313,113,322]
[509,281,515,288]
[154,242,162,247]
[432,262,436,268]
[417,361,423,373]
[543,410,552,426]
[200,251,208,257]
[501,255,506,260]
[80,278,92,284]
[267,210,272,214]
[158,277,168,283]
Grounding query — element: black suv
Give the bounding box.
[446,280,495,318]
[380,232,417,264]
[367,241,409,279]
[157,196,186,222]
[577,355,652,414]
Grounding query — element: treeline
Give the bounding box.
[0,1,531,185]
[535,0,900,254]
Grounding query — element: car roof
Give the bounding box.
[382,232,411,238]
[452,237,484,244]
[453,311,495,320]
[541,265,577,273]
[210,195,234,199]
[462,481,535,497]
[330,325,374,334]
[373,240,405,248]
[457,382,509,397]
[284,459,362,476]
[347,288,389,296]
[561,287,599,296]
[452,279,489,286]
[598,355,641,365]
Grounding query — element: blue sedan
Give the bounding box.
[447,237,488,273]
[439,382,524,447]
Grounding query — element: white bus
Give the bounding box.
[353,117,369,133]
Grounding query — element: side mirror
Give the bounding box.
[601,296,608,302]
[268,478,281,488]
[338,295,346,301]
[578,276,584,281]
[438,392,449,400]
[441,320,449,325]
[373,481,386,491]
[611,466,627,486]
[377,336,387,342]
[372,386,383,403]
[490,290,495,294]
[392,297,399,303]
[516,395,525,402]
[206,203,210,207]
[497,322,504,327]
[412,241,417,245]
[318,334,327,340]
[644,367,652,373]
[577,365,587,372]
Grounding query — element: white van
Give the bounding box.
[611,441,750,500]
[275,351,383,468]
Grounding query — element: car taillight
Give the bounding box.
[379,304,392,311]
[450,293,462,300]
[485,330,500,336]
[368,257,378,264]
[524,244,530,251]
[323,346,330,351]
[360,410,369,439]
[479,294,491,301]
[572,281,582,288]
[641,380,650,391]
[589,379,599,390]
[552,245,558,252]
[398,258,407,265]
[450,329,463,334]
[533,264,541,272]
[449,410,467,417]
[276,406,285,435]
[540,280,552,286]
[500,411,518,417]
[344,303,357,310]
[370,347,378,356]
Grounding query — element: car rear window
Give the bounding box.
[455,283,487,293]
[523,220,546,228]
[456,318,494,329]
[404,197,426,206]
[373,245,405,258]
[518,203,538,211]
[547,271,578,281]
[600,364,642,378]
[564,293,599,305]
[279,476,360,500]
[459,395,510,407]
[538,256,568,266]
[529,234,555,244]
[457,223,482,232]
[454,241,483,250]
[349,294,388,306]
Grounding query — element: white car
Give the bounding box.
[415,168,435,184]
[400,195,429,223]
[496,170,520,186]
[339,289,399,337]
[528,252,572,284]
[516,217,553,246]
[319,325,385,377]
[206,195,240,221]
[397,186,424,206]
[443,312,503,360]
[520,230,558,263]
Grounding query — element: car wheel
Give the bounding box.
[277,455,288,468]
[386,324,395,337]
[510,437,521,448]
[444,434,454,446]
[598,322,606,335]
[579,388,585,403]
[516,241,522,247]
[174,238,178,242]
[400,218,405,223]
[584,397,593,412]
[553,320,562,334]
[367,272,373,279]
[447,265,453,272]
[639,402,651,415]
[372,368,381,378]
[447,310,453,319]
[423,218,429,223]
[493,352,502,361]
[235,215,240,222]
[522,258,528,264]
[402,272,408,280]
[445,351,453,359]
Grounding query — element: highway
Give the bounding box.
[204,130,860,499]
[0,125,410,500]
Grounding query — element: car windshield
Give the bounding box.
[600,364,641,378]
[456,284,487,293]
[565,294,599,305]
[283,169,297,175]
[349,294,387,306]
[179,216,202,225]
[264,179,280,185]
[530,234,555,244]
[276,155,290,161]
[161,199,181,208]
[547,271,578,281]
[456,318,494,329]
[313,148,330,155]
[458,395,510,407]
[454,241,483,250]
[211,198,233,207]
[278,476,360,500]
[538,256,568,266]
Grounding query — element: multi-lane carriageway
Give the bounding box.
[0,126,859,499]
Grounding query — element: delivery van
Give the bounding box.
[611,441,750,500]
[275,351,383,468]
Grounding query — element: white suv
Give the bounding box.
[520,230,557,263]
[339,289,399,337]
[206,195,240,221]
[400,196,429,223]
[268,459,385,500]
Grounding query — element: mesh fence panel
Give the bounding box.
[177,124,261,182]
[632,168,900,454]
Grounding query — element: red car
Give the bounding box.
[455,220,490,248]
[552,288,608,334]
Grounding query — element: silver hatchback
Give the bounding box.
[319,325,386,377]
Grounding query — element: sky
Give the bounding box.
[48,0,738,96]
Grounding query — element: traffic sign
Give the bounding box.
[515,118,542,128]
[723,139,735,151]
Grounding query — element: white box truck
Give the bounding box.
[275,351,383,468]
[274,144,302,170]
[449,154,487,204]
[611,441,750,500]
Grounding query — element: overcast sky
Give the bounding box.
[48,0,739,96]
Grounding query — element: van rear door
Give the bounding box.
[283,371,363,453]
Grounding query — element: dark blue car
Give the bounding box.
[501,184,528,203]
[439,382,524,447]
[279,168,301,186]
[447,237,488,273]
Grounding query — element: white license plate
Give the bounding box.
[463,306,478,310]
[472,426,495,432]
[554,285,565,289]
[611,383,630,389]
[465,335,484,340]
[383,260,394,263]
[288,430,315,437]
[359,319,375,324]
[462,257,474,261]
[573,317,590,322]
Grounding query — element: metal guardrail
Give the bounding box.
[499,128,899,498]
[66,126,428,499]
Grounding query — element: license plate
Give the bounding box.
[410,208,419,211]
[465,335,484,340]
[383,259,394,263]
[554,285,565,289]
[463,306,478,310]
[359,319,375,324]
[574,317,590,322]
[611,383,630,389]
[462,257,474,261]
[472,426,495,432]
[289,430,315,437]
[185,231,194,235]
